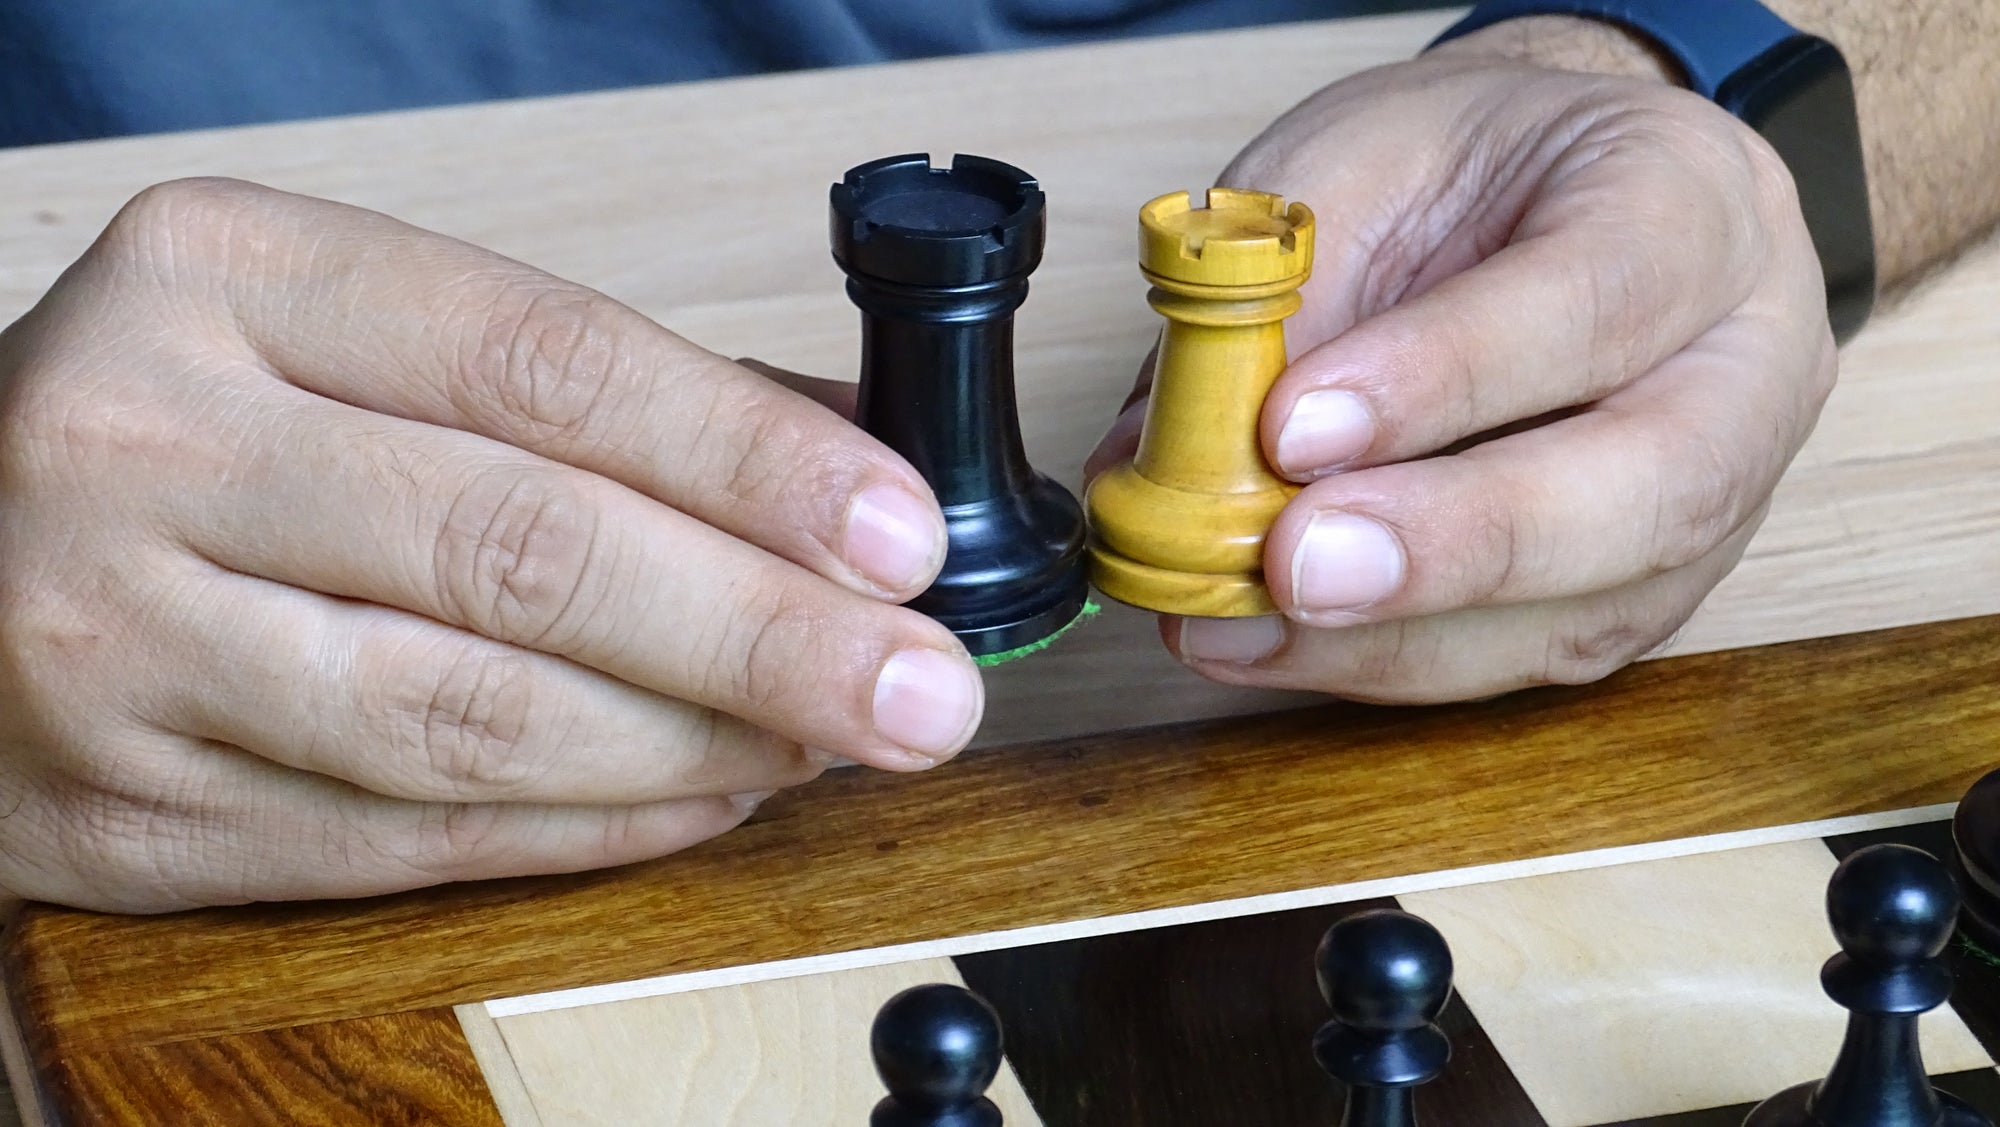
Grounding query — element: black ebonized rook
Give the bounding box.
[871,983,1005,1127]
[1952,768,2000,957]
[830,154,1088,657]
[1314,908,1455,1127]
[1743,843,1993,1127]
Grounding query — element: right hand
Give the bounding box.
[0,178,982,913]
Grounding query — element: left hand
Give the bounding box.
[1086,24,1836,703]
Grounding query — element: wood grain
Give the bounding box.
[22,1008,501,1127]
[9,613,2000,1098]
[477,816,2000,1127]
[0,978,33,1127]
[0,7,1997,1124]
[486,958,1041,1127]
[0,9,1997,747]
[1601,1072,2000,1127]
[486,821,1998,1126]
[953,896,1544,1127]
[455,1004,541,1127]
[1401,840,1990,1126]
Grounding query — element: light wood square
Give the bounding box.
[1400,839,1993,1126]
[474,958,1042,1127]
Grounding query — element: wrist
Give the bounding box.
[1427,14,1684,86]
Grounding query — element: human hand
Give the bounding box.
[0,178,981,912]
[1088,21,1834,703]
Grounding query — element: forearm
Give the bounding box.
[1432,5,2000,296]
[1775,0,2000,290]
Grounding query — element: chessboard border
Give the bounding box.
[468,812,2000,1127]
[8,614,2000,1125]
[484,803,1956,1017]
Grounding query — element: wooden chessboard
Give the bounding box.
[6,614,2000,1125]
[3,7,2000,1126]
[458,807,1999,1127]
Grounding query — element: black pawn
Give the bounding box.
[870,983,1004,1127]
[1313,908,1454,1127]
[1951,767,2000,954]
[830,153,1088,659]
[1743,843,1992,1127]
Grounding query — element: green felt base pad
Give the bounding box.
[973,598,1101,667]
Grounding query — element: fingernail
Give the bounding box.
[803,747,845,768]
[730,790,776,815]
[1178,616,1284,664]
[872,648,983,763]
[1292,512,1405,611]
[844,483,944,594]
[1275,390,1373,477]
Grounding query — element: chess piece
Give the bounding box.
[1743,843,1992,1127]
[1086,187,1314,617]
[1313,908,1454,1127]
[870,982,1005,1127]
[831,154,1089,660]
[1950,767,2000,954]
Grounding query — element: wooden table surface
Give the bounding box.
[1,9,1998,1125]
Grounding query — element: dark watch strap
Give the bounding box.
[1429,0,1801,99]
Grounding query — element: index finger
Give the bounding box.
[1256,99,1803,479]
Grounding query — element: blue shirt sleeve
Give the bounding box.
[0,0,1448,148]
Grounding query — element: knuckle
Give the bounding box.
[0,328,198,489]
[1591,230,1676,368]
[0,596,67,738]
[45,784,153,888]
[670,708,730,782]
[1541,613,1660,686]
[1343,619,1447,698]
[1404,319,1487,441]
[8,373,91,467]
[37,376,201,479]
[101,177,268,267]
[1428,459,1530,607]
[1575,105,1767,336]
[715,394,809,502]
[1671,112,1795,279]
[1,319,256,521]
[592,805,655,860]
[1463,490,1526,606]
[46,733,162,803]
[409,802,508,875]
[461,285,645,450]
[389,647,551,800]
[42,762,217,908]
[1647,433,1750,573]
[434,470,609,649]
[1723,147,1799,294]
[1806,335,1840,407]
[693,580,820,714]
[1735,128,1805,232]
[684,718,816,792]
[686,377,861,530]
